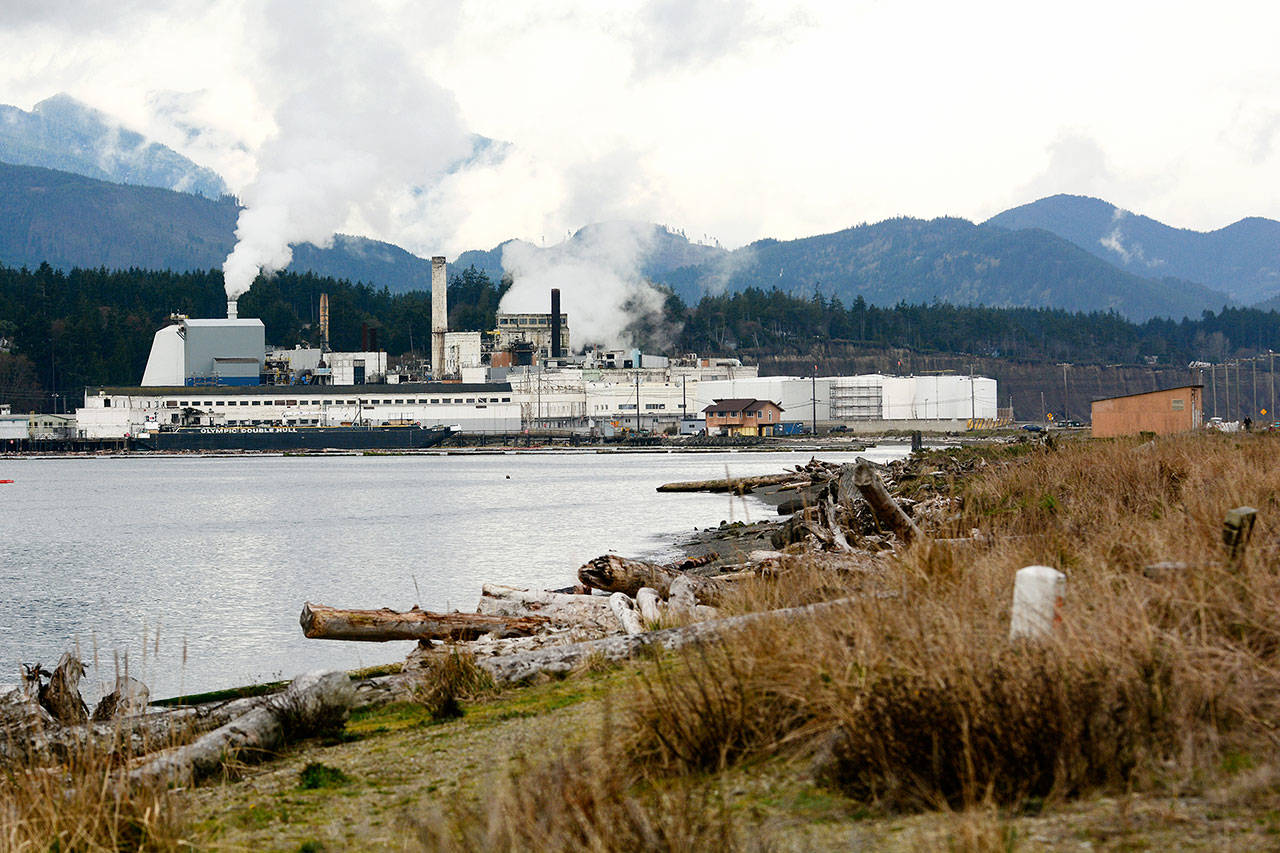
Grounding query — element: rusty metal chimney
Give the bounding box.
[431,256,447,377]
[550,288,562,359]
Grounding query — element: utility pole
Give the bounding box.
[811,367,817,435]
[1059,363,1070,422]
[1040,391,1046,424]
[1211,364,1218,418]
[1226,363,1232,421]
[1271,351,1276,421]
[969,364,975,420]
[1253,357,1258,417]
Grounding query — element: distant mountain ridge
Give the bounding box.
[0,159,1262,323]
[645,216,1230,322]
[0,93,228,199]
[985,194,1280,304]
[0,161,434,290]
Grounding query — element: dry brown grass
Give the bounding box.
[0,734,186,852]
[408,745,743,852]
[622,432,1280,811]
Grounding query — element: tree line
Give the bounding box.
[2,261,1278,411]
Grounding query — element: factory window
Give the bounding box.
[395,399,404,404]
[1171,398,1185,411]
[502,397,511,402]
[430,398,439,404]
[103,399,112,408]
[203,401,213,406]
[288,400,298,406]
[251,401,261,406]
[620,404,636,410]
[466,398,475,403]
[275,400,286,406]
[165,401,177,408]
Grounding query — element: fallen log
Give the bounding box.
[852,459,923,544]
[609,593,645,635]
[128,671,354,788]
[475,596,859,685]
[636,587,663,623]
[476,585,616,631]
[656,472,796,493]
[300,602,549,642]
[578,554,728,605]
[823,498,855,553]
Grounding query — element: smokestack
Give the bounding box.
[431,256,447,377]
[550,288,562,359]
[319,293,330,348]
[227,299,238,320]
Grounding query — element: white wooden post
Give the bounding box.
[1009,565,1065,640]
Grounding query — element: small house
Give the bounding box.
[1090,385,1203,437]
[702,398,784,437]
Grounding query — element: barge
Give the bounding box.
[132,423,453,452]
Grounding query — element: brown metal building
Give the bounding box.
[1090,385,1203,437]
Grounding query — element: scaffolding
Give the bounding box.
[830,379,883,420]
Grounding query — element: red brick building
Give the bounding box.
[703,398,784,436]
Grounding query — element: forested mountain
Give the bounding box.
[0,159,1263,323]
[0,94,228,198]
[0,162,437,290]
[651,217,1230,322]
[986,194,1280,305]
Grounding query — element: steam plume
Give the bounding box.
[499,222,671,349]
[222,0,470,301]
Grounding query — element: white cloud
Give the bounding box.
[0,0,1279,258]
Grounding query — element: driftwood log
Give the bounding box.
[609,593,645,635]
[476,585,616,631]
[579,554,728,605]
[636,587,663,623]
[474,596,858,685]
[300,602,549,642]
[128,671,354,787]
[41,653,89,725]
[656,472,796,493]
[852,459,923,544]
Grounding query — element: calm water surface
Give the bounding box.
[0,446,907,699]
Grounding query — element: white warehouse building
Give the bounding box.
[76,383,521,438]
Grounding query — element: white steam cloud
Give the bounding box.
[222,0,471,301]
[499,222,670,350]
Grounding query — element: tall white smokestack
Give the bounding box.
[431,256,447,377]
[227,299,238,320]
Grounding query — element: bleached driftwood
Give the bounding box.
[128,671,354,788]
[656,472,796,493]
[636,587,663,623]
[474,596,857,686]
[300,602,549,642]
[668,575,698,615]
[609,593,644,635]
[476,585,616,631]
[579,554,727,605]
[853,459,923,544]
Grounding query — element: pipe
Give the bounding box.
[550,288,562,359]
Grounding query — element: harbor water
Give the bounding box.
[0,446,908,700]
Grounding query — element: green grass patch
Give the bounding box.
[299,762,353,790]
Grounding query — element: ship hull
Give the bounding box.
[134,424,453,452]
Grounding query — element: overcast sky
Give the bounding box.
[3,0,1278,258]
